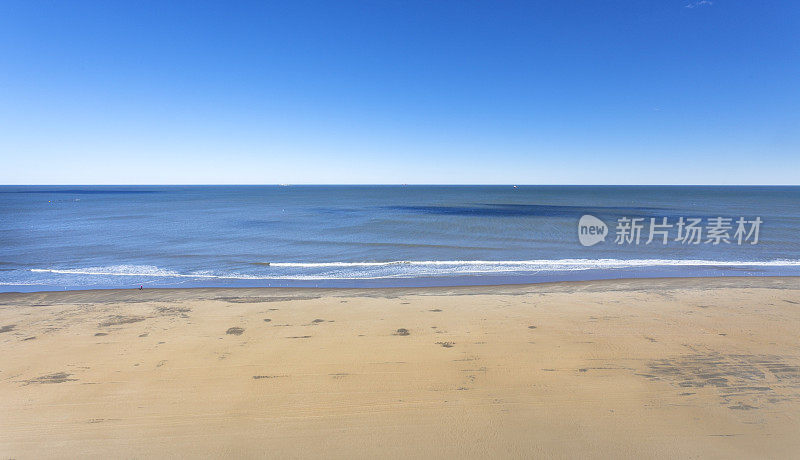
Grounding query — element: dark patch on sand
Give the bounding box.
[311,319,325,323]
[394,328,410,336]
[642,353,800,409]
[87,418,119,424]
[226,327,245,335]
[437,341,455,348]
[460,366,487,373]
[22,336,36,341]
[263,318,271,322]
[138,333,149,337]
[287,335,312,339]
[729,403,758,410]
[216,296,320,303]
[528,325,537,329]
[99,315,146,327]
[23,372,76,385]
[156,306,191,316]
[644,336,657,342]
[429,309,442,312]
[0,324,16,333]
[253,375,286,379]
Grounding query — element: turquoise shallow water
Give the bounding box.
[1,185,798,291]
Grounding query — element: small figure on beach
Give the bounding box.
[139,285,143,290]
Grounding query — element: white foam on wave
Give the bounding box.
[267,259,800,268]
[31,265,197,278]
[27,259,800,281]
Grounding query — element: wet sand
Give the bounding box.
[1,277,799,458]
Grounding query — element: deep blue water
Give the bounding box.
[1,185,799,292]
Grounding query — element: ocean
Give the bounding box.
[1,185,798,292]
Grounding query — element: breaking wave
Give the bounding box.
[28,259,800,281]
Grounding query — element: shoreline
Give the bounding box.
[8,260,800,293]
[2,276,799,458]
[3,274,800,298]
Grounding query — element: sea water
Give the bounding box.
[1,185,798,291]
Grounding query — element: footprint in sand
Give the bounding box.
[22,372,77,385]
[98,316,145,327]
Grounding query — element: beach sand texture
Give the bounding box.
[1,277,799,458]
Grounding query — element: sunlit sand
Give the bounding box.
[2,277,799,458]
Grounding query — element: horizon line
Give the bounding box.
[1,183,799,187]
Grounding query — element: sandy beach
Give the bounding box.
[1,277,799,458]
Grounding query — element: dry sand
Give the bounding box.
[1,277,799,459]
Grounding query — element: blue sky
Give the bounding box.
[1,1,798,184]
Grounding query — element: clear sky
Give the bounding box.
[1,1,798,185]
